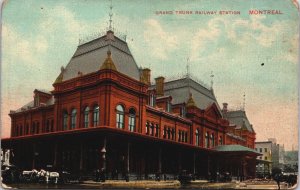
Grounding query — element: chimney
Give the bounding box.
[140,68,151,85]
[155,76,165,96]
[222,103,228,112]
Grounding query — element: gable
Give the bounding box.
[205,103,222,119]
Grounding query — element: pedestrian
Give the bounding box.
[95,169,100,182]
[274,173,281,190]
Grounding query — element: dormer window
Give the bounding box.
[166,100,171,112]
[34,94,40,107]
[150,94,156,107]
[180,106,186,117]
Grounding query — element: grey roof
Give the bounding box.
[35,89,51,95]
[13,96,54,113]
[61,32,140,81]
[223,110,254,132]
[153,77,222,113]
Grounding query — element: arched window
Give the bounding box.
[219,136,223,145]
[63,111,68,130]
[31,122,35,134]
[93,105,99,127]
[150,123,154,136]
[171,128,175,140]
[128,108,136,132]
[205,132,209,148]
[211,133,215,147]
[71,109,77,129]
[116,105,124,129]
[195,129,199,146]
[84,107,89,128]
[146,122,149,134]
[156,124,160,137]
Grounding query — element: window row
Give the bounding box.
[13,119,54,137]
[146,122,159,137]
[116,105,136,132]
[196,129,223,147]
[178,130,188,143]
[255,148,268,153]
[62,105,99,130]
[163,126,175,140]
[203,132,223,148]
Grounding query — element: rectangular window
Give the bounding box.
[264,148,267,153]
[260,148,262,153]
[265,156,267,160]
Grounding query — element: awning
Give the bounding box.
[213,145,262,156]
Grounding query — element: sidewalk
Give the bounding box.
[82,180,181,188]
[82,180,241,189]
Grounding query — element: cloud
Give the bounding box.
[143,19,179,60]
[2,24,48,65]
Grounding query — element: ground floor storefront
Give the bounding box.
[1,127,258,181]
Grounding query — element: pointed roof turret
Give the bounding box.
[186,93,196,108]
[100,50,117,70]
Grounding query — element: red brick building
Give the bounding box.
[2,30,259,180]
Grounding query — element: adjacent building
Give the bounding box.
[255,141,273,176]
[255,138,288,176]
[2,29,259,180]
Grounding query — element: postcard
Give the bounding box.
[1,0,299,189]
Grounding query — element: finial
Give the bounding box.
[187,93,196,108]
[242,92,246,111]
[186,57,190,78]
[210,71,214,89]
[108,0,113,31]
[100,50,117,71]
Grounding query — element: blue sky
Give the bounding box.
[1,0,299,150]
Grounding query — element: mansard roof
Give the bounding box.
[223,110,254,133]
[59,31,140,82]
[155,77,222,114]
